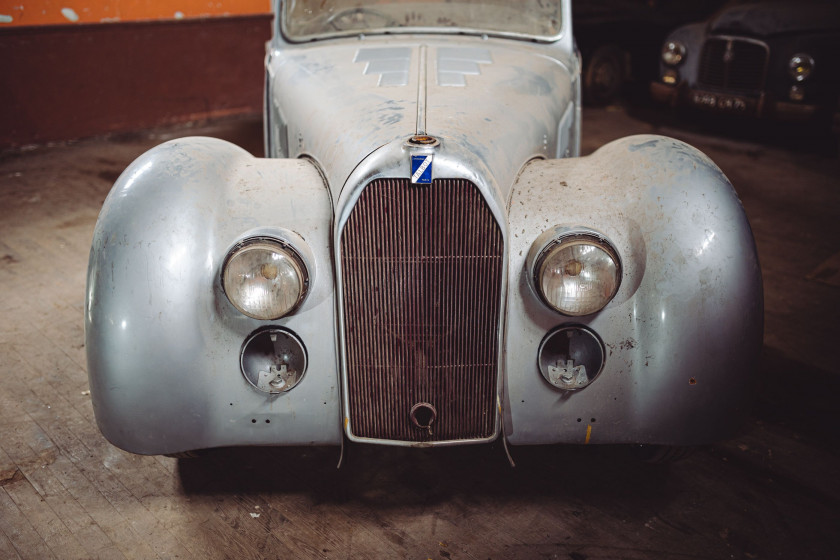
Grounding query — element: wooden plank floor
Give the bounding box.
[1,112,839,559]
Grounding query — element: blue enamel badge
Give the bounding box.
[410,154,433,184]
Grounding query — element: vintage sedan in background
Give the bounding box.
[651,0,840,126]
[86,0,763,460]
[575,0,726,105]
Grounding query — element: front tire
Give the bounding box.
[583,45,626,106]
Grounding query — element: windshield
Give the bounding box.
[283,0,563,42]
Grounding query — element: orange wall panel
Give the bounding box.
[0,0,271,27]
[1,14,273,147]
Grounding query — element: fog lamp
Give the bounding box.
[241,328,307,393]
[788,53,814,82]
[662,70,679,85]
[223,237,308,320]
[661,41,686,66]
[534,232,621,316]
[789,85,805,102]
[538,325,605,391]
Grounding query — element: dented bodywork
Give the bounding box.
[86,0,762,456]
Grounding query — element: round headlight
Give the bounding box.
[534,233,621,316]
[661,41,686,66]
[788,53,814,82]
[538,325,605,391]
[222,238,308,320]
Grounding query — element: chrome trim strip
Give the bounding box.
[283,25,564,45]
[711,34,769,49]
[416,45,428,134]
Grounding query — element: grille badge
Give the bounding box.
[410,154,433,184]
[407,134,439,184]
[723,41,735,63]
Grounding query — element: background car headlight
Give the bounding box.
[661,41,686,66]
[788,53,814,82]
[534,233,621,316]
[222,238,308,320]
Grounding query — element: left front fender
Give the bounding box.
[86,137,341,455]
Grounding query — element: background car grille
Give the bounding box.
[340,178,503,443]
[698,38,768,94]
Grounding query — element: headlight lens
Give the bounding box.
[222,238,308,320]
[788,53,814,82]
[661,41,686,66]
[534,233,621,316]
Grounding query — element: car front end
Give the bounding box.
[86,0,763,457]
[651,1,840,124]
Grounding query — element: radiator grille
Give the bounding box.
[698,38,768,94]
[340,178,503,442]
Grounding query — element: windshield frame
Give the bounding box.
[277,0,567,44]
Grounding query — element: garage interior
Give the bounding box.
[1,2,839,559]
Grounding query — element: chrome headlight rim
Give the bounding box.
[661,40,686,67]
[788,53,815,82]
[532,229,623,317]
[221,236,310,320]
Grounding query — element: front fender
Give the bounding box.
[506,135,763,445]
[86,137,341,454]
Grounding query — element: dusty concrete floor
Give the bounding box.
[0,106,838,559]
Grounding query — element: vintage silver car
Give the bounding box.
[86,0,763,459]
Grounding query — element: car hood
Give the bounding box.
[708,1,840,37]
[267,37,576,200]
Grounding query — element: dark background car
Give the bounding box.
[574,0,727,104]
[651,0,840,128]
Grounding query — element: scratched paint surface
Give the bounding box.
[0,0,270,27]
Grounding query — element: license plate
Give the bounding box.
[690,92,750,112]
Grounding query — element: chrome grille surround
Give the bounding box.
[338,178,504,444]
[698,36,770,95]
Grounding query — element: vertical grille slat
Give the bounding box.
[341,178,503,442]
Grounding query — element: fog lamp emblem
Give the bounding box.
[548,359,589,389]
[241,328,307,394]
[538,325,605,391]
[258,363,297,393]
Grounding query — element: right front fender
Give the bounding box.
[504,135,763,446]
